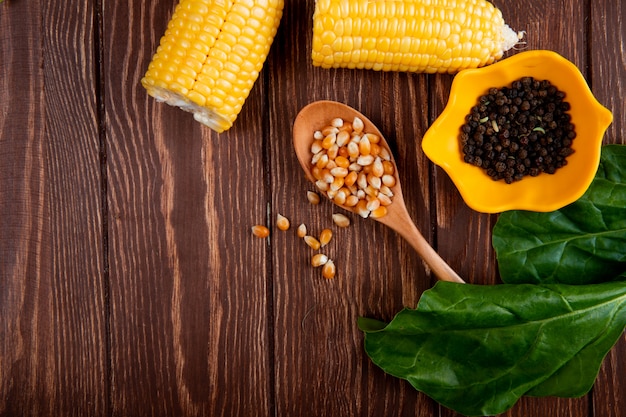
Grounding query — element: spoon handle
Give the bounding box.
[386,209,465,283]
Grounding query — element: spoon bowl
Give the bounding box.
[293,100,464,283]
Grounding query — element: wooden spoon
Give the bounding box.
[293,100,465,284]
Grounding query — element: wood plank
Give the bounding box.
[103,0,272,415]
[0,0,106,416]
[431,0,590,285]
[269,1,439,415]
[591,0,625,146]
[433,1,624,417]
[431,0,595,416]
[590,2,626,416]
[0,4,50,414]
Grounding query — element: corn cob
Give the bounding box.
[312,0,523,74]
[141,0,284,133]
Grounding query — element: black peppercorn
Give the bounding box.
[459,77,576,183]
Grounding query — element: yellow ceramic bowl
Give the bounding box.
[422,50,613,213]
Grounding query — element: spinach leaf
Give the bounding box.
[493,145,626,285]
[359,281,626,417]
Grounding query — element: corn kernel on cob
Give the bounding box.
[312,0,523,74]
[141,0,284,133]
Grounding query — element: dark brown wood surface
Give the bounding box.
[1,0,624,416]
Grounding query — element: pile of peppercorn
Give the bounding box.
[460,77,576,183]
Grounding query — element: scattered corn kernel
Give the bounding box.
[332,213,351,228]
[297,223,307,238]
[319,228,333,247]
[276,213,290,231]
[322,259,336,279]
[304,235,321,250]
[307,190,321,205]
[251,225,270,238]
[311,253,329,267]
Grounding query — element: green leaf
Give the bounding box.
[357,317,388,332]
[493,145,626,285]
[360,281,626,417]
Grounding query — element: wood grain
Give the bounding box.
[1,0,624,416]
[102,0,272,415]
[589,3,626,417]
[0,0,106,416]
[0,4,50,415]
[591,0,625,145]
[268,1,439,415]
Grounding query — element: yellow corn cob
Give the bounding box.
[141,0,284,133]
[311,0,523,74]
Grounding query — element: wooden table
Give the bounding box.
[1,0,624,416]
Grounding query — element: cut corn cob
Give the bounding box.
[141,0,284,133]
[311,0,523,74]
